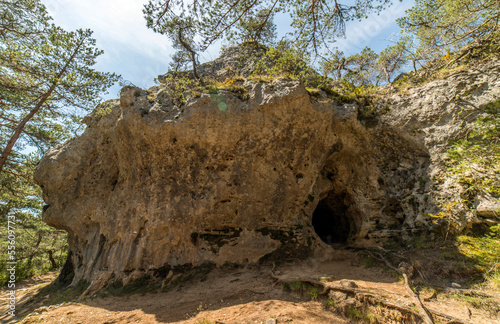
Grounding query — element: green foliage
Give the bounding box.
[446,99,500,198]
[377,37,409,83]
[290,280,303,291]
[326,299,336,309]
[308,287,319,300]
[398,0,500,58]
[0,0,119,284]
[253,42,328,89]
[1,0,120,169]
[321,47,379,86]
[305,87,321,97]
[160,73,203,106]
[93,101,115,117]
[0,0,50,40]
[346,307,378,323]
[457,230,500,271]
[219,78,250,101]
[486,224,500,239]
[226,7,277,46]
[144,0,394,55]
[148,15,200,76]
[159,74,250,107]
[402,225,500,288]
[0,212,67,285]
[347,307,364,321]
[453,292,500,315]
[0,154,67,286]
[364,255,378,268]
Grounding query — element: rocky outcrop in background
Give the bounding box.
[35,46,500,288]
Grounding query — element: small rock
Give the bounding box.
[343,298,357,307]
[476,196,500,218]
[328,291,347,302]
[339,298,360,316]
[340,279,358,288]
[451,282,461,288]
[265,319,277,324]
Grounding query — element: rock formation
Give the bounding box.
[35,46,500,288]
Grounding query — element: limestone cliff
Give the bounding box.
[34,49,500,288]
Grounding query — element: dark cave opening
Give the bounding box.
[312,193,353,246]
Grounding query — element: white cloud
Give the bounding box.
[43,0,227,91]
[43,0,174,89]
[44,0,170,56]
[41,0,415,92]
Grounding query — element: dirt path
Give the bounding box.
[2,252,499,324]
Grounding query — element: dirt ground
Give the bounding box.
[1,251,499,324]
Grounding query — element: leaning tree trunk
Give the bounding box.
[0,37,85,173]
[384,67,391,84]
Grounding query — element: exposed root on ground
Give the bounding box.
[270,257,477,324]
[363,250,435,324]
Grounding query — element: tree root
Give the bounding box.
[271,260,476,324]
[272,274,423,317]
[365,249,499,300]
[363,250,434,324]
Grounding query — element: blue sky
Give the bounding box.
[43,0,415,99]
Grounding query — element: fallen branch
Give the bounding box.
[425,309,476,324]
[271,261,477,324]
[274,275,477,324]
[403,272,435,324]
[363,250,434,324]
[423,290,437,302]
[273,275,423,318]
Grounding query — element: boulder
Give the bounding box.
[35,48,500,287]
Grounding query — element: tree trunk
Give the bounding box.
[48,250,57,269]
[337,58,345,81]
[190,51,199,80]
[177,27,199,80]
[384,67,390,84]
[0,37,85,173]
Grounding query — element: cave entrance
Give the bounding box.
[312,192,353,246]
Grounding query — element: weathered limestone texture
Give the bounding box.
[35,52,500,287]
[382,60,500,229]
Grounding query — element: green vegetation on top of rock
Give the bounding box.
[446,98,500,200]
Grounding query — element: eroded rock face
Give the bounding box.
[35,57,500,287]
[382,59,500,229]
[34,77,410,285]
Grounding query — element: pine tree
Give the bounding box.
[144,0,396,57]
[226,7,277,46]
[398,0,500,59]
[0,0,119,282]
[321,47,378,86]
